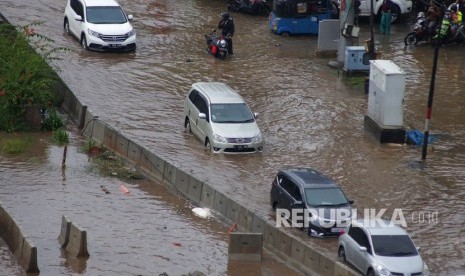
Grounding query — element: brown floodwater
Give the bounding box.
[0,128,302,276]
[1,0,465,274]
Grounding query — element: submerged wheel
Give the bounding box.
[404,32,418,45]
[390,5,401,24]
[81,35,88,50]
[367,268,375,276]
[64,18,70,34]
[205,138,212,152]
[184,118,191,133]
[338,246,346,262]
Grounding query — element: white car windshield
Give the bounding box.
[372,235,418,257]
[305,187,348,206]
[86,6,127,24]
[210,103,254,123]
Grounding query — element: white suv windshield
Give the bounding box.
[86,6,127,24]
[210,103,254,123]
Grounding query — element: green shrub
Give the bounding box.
[52,128,69,145]
[42,108,64,131]
[0,22,69,132]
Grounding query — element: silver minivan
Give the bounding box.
[183,82,264,153]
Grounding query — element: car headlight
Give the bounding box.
[213,134,227,143]
[126,28,136,37]
[219,39,227,48]
[87,28,101,38]
[375,264,391,276]
[423,263,430,276]
[252,133,263,143]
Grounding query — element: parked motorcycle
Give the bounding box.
[404,12,435,46]
[205,30,229,60]
[227,0,271,16]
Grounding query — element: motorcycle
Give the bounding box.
[227,0,271,16]
[205,30,229,60]
[431,8,465,46]
[404,12,436,46]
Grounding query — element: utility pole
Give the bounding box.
[421,1,445,160]
[337,0,356,65]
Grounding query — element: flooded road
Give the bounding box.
[0,128,301,275]
[1,0,465,274]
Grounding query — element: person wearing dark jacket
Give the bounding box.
[218,12,235,55]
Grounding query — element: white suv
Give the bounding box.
[64,0,136,51]
[358,0,413,24]
[183,82,264,154]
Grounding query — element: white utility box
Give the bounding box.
[367,60,406,128]
[344,46,369,71]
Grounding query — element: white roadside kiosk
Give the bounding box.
[364,60,407,144]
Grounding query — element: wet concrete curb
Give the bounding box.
[0,202,39,273]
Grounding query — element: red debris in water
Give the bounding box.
[172,242,182,247]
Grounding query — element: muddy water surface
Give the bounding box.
[0,128,301,275]
[1,0,465,274]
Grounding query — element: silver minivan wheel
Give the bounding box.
[205,139,212,152]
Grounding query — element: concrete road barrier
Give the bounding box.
[114,134,129,158]
[228,232,263,262]
[236,206,254,232]
[174,168,190,194]
[19,237,39,273]
[127,141,142,166]
[0,202,39,273]
[251,214,267,234]
[199,183,216,209]
[318,253,336,276]
[65,222,89,258]
[213,191,229,217]
[186,176,203,204]
[58,215,72,248]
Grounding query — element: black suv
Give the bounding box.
[270,168,354,237]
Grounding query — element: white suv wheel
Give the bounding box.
[81,36,87,50]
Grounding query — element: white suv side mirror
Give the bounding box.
[127,14,133,21]
[253,112,259,118]
[74,15,83,21]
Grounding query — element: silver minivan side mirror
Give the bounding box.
[75,15,83,21]
[199,113,207,120]
[359,246,367,253]
[253,112,259,118]
[127,14,133,21]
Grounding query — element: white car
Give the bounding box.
[64,0,136,51]
[338,219,429,276]
[358,0,413,24]
[183,82,264,153]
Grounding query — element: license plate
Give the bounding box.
[109,44,121,48]
[331,227,344,233]
[234,145,248,149]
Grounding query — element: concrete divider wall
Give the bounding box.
[65,222,89,258]
[58,215,72,248]
[0,202,39,273]
[74,100,362,276]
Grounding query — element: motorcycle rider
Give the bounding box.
[218,12,235,55]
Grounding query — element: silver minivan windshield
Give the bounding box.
[210,103,254,123]
[86,6,127,24]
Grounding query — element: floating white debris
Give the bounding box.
[192,207,212,219]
